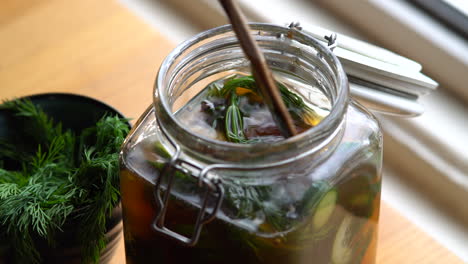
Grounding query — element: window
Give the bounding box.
[408,0,468,39]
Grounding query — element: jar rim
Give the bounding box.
[154,23,349,164]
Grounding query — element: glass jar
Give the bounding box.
[120,23,382,264]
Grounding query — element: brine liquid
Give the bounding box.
[121,155,380,264]
[120,75,381,264]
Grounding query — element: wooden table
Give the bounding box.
[0,0,463,263]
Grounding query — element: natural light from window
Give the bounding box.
[443,0,468,16]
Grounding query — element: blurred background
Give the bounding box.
[118,0,468,260]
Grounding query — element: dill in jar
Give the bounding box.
[121,74,380,264]
[176,74,330,143]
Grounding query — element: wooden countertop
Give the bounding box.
[0,0,463,263]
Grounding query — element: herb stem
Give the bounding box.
[218,0,297,137]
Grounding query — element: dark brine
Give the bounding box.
[120,75,381,264]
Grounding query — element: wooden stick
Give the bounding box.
[218,0,297,138]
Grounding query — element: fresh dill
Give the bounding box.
[224,76,322,126]
[225,93,248,143]
[0,99,129,263]
[201,75,322,143]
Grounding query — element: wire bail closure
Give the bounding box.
[151,119,224,247]
[288,22,338,57]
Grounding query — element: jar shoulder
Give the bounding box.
[343,100,383,147]
[311,101,383,180]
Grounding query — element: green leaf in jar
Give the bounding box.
[222,76,323,127]
[225,93,248,143]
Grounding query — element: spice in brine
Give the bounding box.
[176,74,330,143]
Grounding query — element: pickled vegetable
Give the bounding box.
[120,75,381,264]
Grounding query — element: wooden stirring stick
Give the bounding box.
[218,0,297,138]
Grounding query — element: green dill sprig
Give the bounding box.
[0,99,129,263]
[220,76,258,97]
[73,116,127,264]
[217,75,321,127]
[203,76,323,143]
[225,93,248,143]
[1,99,63,146]
[207,82,224,97]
